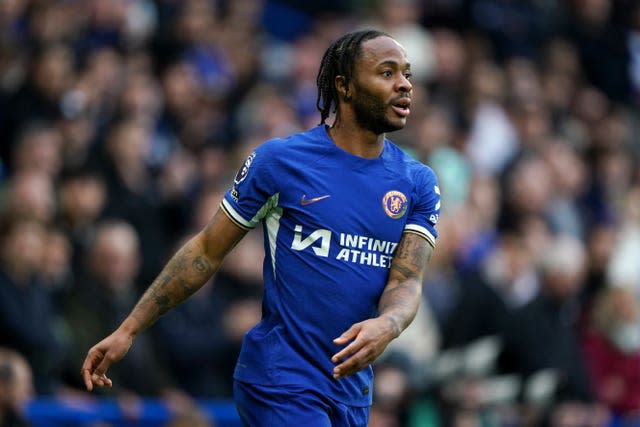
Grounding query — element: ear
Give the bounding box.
[335,75,351,102]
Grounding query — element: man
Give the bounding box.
[0,348,34,427]
[82,29,440,426]
[0,217,60,396]
[66,221,175,396]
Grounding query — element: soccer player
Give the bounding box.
[81,29,440,426]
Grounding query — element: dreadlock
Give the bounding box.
[316,29,390,124]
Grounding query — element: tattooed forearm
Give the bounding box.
[130,240,215,331]
[379,281,420,314]
[116,207,248,337]
[390,232,432,278]
[389,263,414,282]
[378,233,434,336]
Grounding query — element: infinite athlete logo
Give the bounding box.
[234,151,256,185]
[382,190,408,219]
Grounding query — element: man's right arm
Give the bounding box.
[82,207,248,391]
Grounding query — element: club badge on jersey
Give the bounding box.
[382,190,408,219]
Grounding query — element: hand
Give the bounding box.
[81,330,134,391]
[331,316,397,380]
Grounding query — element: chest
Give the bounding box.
[277,163,413,242]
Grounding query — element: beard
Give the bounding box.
[351,83,405,135]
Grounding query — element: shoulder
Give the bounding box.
[383,140,438,186]
[254,126,331,165]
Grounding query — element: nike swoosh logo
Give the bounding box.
[300,194,331,206]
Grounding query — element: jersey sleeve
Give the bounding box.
[405,166,440,248]
[221,143,279,230]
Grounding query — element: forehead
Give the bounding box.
[358,36,409,67]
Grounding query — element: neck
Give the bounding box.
[328,117,385,159]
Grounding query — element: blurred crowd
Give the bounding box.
[1,0,640,426]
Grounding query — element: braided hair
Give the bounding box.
[316,29,390,124]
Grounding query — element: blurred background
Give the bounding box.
[1,0,640,426]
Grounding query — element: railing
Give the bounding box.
[26,397,242,427]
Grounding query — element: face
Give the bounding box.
[349,36,413,134]
[91,226,140,290]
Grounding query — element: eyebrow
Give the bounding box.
[377,60,411,69]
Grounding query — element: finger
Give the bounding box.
[91,373,105,387]
[333,348,371,379]
[81,353,99,391]
[333,324,361,345]
[82,368,93,391]
[90,372,113,388]
[95,353,113,377]
[104,376,113,387]
[331,338,365,364]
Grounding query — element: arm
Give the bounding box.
[331,232,433,379]
[81,208,247,391]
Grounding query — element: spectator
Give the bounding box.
[464,59,519,176]
[467,0,561,61]
[581,223,617,310]
[268,32,326,128]
[0,217,61,395]
[427,29,468,114]
[156,60,216,150]
[498,154,553,233]
[71,47,124,126]
[563,0,631,103]
[364,0,436,84]
[606,187,640,296]
[62,220,174,396]
[368,358,413,427]
[115,69,166,166]
[100,118,172,286]
[56,113,99,171]
[0,43,74,168]
[499,234,603,426]
[40,227,74,308]
[1,171,56,225]
[0,348,34,427]
[56,165,107,279]
[542,139,589,238]
[10,122,63,179]
[442,228,538,350]
[538,37,583,132]
[582,286,640,421]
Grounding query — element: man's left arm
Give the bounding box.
[331,232,433,379]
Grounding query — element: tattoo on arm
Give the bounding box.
[378,233,434,336]
[390,233,432,280]
[192,257,211,273]
[131,242,214,330]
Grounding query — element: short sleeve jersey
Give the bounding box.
[222,125,440,407]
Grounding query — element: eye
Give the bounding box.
[381,70,393,78]
[404,71,413,80]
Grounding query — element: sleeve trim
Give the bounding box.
[220,199,254,230]
[404,224,436,248]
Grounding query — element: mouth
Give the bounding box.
[391,98,411,118]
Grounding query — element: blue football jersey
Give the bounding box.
[221,125,440,406]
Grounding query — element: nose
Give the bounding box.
[397,74,412,94]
